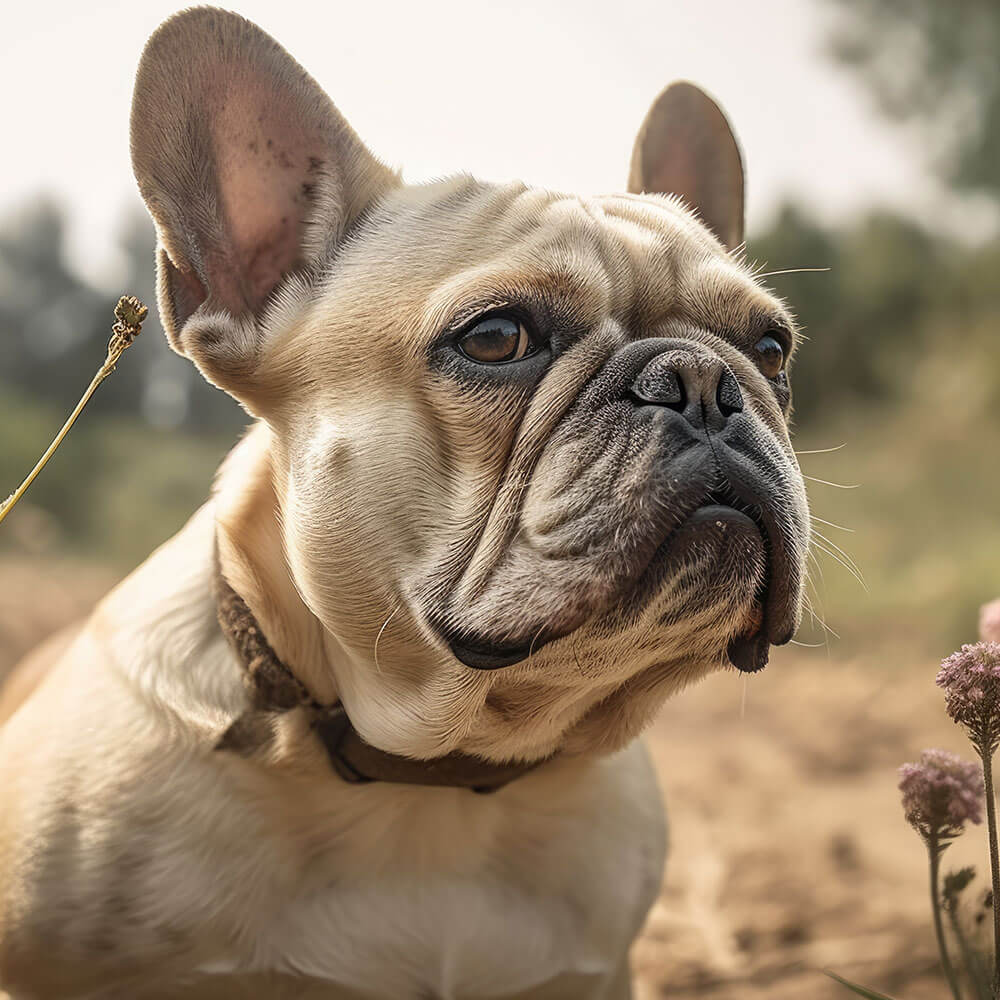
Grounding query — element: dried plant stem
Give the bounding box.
[0,296,147,528]
[981,751,1000,998]
[929,837,966,1000]
[947,905,992,1000]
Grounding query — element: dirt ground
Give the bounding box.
[636,651,977,999]
[0,558,979,999]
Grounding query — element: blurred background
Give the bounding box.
[1,1,998,997]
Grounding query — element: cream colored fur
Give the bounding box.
[0,8,809,998]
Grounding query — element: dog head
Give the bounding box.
[131,9,809,763]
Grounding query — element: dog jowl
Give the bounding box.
[0,7,810,998]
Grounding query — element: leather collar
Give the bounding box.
[213,567,546,793]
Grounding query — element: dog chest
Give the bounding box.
[246,873,625,998]
[201,743,667,999]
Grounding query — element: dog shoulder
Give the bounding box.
[0,504,256,993]
[0,623,82,727]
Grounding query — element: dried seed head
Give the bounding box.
[0,294,149,528]
[114,294,148,332]
[107,294,148,358]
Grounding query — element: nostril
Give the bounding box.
[716,370,743,418]
[630,367,686,411]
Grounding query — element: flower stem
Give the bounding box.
[0,295,146,527]
[981,751,1000,998]
[948,903,992,1000]
[930,838,965,1000]
[0,365,110,526]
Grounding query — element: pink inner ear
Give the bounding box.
[212,77,327,312]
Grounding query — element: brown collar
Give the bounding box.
[213,569,545,793]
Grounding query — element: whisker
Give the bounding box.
[812,539,868,592]
[757,267,832,278]
[527,622,549,662]
[803,555,840,640]
[804,474,861,490]
[811,528,865,581]
[373,604,401,675]
[790,639,827,648]
[804,603,840,641]
[794,443,847,456]
[810,514,857,540]
[811,515,855,533]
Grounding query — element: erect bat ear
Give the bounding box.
[130,7,398,404]
[628,82,745,251]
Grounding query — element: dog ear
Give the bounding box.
[130,8,398,403]
[628,82,744,250]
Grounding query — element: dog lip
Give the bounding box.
[687,503,760,533]
[727,630,770,673]
[447,634,543,671]
[715,474,799,651]
[681,501,779,672]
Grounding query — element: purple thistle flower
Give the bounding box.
[980,600,1000,643]
[899,749,983,845]
[937,642,1000,756]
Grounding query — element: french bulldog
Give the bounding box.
[0,7,809,999]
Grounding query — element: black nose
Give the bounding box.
[631,352,743,430]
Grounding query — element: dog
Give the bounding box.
[0,8,810,998]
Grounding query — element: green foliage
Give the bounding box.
[0,198,245,432]
[0,386,237,568]
[828,0,1000,201]
[824,970,899,999]
[751,202,1000,428]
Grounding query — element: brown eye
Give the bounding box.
[458,315,535,364]
[754,334,785,379]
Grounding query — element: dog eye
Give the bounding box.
[458,315,537,364]
[753,334,785,379]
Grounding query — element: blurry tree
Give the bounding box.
[828,0,1000,201]
[0,199,108,410]
[0,199,244,432]
[0,198,244,559]
[752,202,996,425]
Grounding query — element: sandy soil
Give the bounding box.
[0,558,981,999]
[637,650,977,999]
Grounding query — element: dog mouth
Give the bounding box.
[692,496,771,674]
[700,486,772,674]
[446,485,781,674]
[447,635,540,671]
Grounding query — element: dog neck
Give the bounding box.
[212,425,549,791]
[213,568,546,791]
[214,424,336,703]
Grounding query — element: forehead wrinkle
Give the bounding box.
[568,198,645,323]
[594,196,796,346]
[597,193,720,255]
[599,214,680,333]
[420,213,615,338]
[675,261,797,348]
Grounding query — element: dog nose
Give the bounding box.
[631,352,743,430]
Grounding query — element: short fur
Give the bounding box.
[0,8,809,998]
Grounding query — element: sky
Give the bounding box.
[0,0,965,288]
